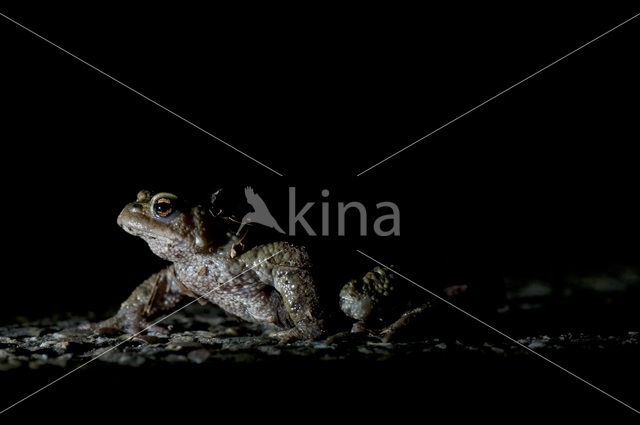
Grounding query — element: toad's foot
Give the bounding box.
[324,331,351,345]
[269,328,304,345]
[269,321,324,344]
[325,321,377,345]
[79,315,169,337]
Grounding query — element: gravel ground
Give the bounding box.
[1,304,638,371]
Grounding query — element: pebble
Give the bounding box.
[187,348,211,364]
[164,354,188,363]
[528,340,546,349]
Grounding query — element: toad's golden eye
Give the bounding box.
[153,197,174,217]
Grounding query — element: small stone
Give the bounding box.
[528,340,546,349]
[0,359,22,371]
[38,340,70,354]
[165,354,188,363]
[225,327,239,337]
[187,348,211,364]
[132,335,160,344]
[258,346,282,356]
[166,344,183,351]
[100,350,146,367]
[1,327,42,338]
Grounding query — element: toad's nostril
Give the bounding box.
[128,203,144,214]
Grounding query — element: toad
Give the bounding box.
[84,190,432,343]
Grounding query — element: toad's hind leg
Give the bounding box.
[240,242,325,342]
[270,265,324,342]
[379,303,431,342]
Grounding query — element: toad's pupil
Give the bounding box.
[154,199,173,216]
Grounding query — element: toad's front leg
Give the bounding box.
[81,265,189,336]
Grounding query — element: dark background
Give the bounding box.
[1,3,639,421]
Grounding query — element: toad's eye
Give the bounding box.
[153,197,175,218]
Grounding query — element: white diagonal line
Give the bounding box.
[356,11,640,176]
[0,11,283,177]
[0,249,284,415]
[356,249,640,415]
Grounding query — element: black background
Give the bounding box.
[1,3,639,422]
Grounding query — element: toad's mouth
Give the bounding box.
[119,222,140,236]
[120,222,172,242]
